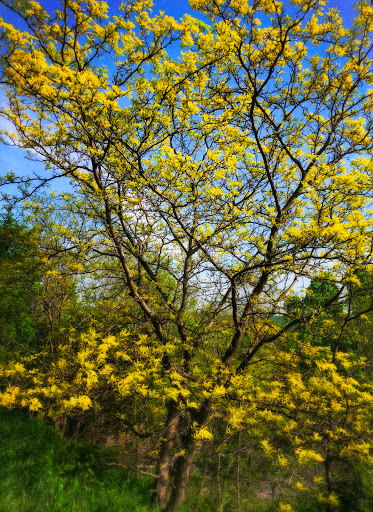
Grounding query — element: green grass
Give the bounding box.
[0,408,159,512]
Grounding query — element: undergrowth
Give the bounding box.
[0,407,160,512]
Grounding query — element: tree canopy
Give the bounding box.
[1,0,373,510]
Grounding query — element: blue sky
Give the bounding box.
[0,0,361,203]
[0,0,360,26]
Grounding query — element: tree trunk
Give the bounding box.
[236,431,241,512]
[324,452,333,512]
[165,443,198,511]
[155,402,181,509]
[217,451,223,512]
[158,399,211,511]
[198,461,208,496]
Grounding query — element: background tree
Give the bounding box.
[0,214,44,354]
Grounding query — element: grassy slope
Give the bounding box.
[0,408,158,512]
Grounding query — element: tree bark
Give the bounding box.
[236,430,241,512]
[198,461,208,496]
[159,399,211,511]
[155,402,181,509]
[217,451,223,512]
[324,452,333,512]
[165,444,198,511]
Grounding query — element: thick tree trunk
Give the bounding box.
[165,444,198,511]
[163,399,211,511]
[154,399,211,511]
[155,402,181,509]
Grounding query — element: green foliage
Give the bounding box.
[0,214,43,354]
[0,211,87,355]
[284,273,371,353]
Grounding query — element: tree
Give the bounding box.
[1,0,373,509]
[253,331,373,512]
[0,214,43,353]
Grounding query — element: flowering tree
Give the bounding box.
[1,0,373,509]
